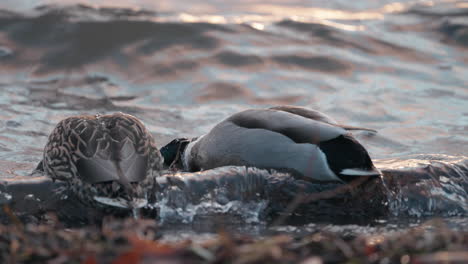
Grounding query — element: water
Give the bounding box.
[0,0,467,238]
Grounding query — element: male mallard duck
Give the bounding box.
[38,112,163,209]
[161,106,380,183]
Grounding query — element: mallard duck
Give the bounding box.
[161,106,380,183]
[38,112,163,209]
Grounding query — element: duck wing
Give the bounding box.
[270,105,338,124]
[227,108,346,144]
[270,105,377,133]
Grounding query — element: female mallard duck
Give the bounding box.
[161,106,381,183]
[38,112,163,209]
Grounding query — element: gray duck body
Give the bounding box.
[166,106,380,183]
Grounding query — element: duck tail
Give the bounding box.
[112,160,134,196]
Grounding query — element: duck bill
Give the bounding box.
[93,196,148,209]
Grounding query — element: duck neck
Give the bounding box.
[181,136,203,171]
[160,137,193,170]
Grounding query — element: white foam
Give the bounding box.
[153,196,268,224]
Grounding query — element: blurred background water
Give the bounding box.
[0,0,467,236]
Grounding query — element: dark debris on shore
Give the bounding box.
[0,213,467,264]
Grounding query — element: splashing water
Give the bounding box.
[379,155,468,217]
[152,193,269,225]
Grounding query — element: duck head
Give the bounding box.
[42,113,163,210]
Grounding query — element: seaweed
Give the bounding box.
[0,216,466,264]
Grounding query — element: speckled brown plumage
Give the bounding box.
[42,112,163,208]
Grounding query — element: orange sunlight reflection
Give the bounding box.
[32,0,442,33]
